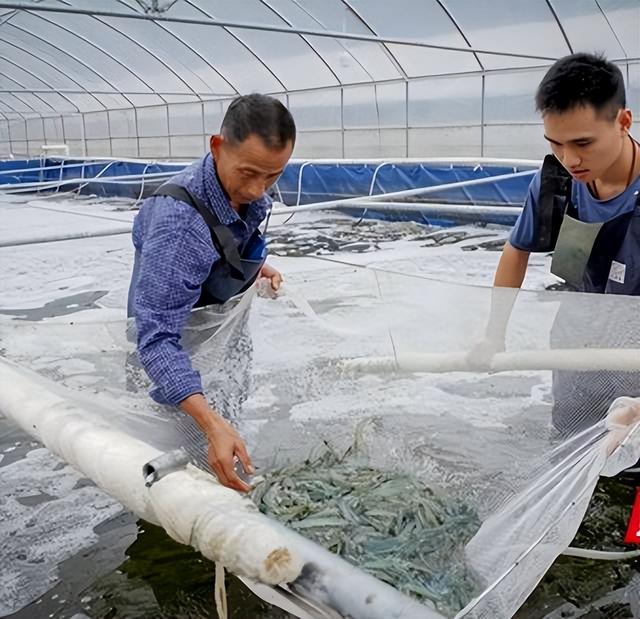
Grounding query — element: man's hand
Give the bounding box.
[259,263,283,292]
[180,393,254,492]
[206,417,254,493]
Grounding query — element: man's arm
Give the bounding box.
[479,172,540,350]
[482,242,531,346]
[134,202,253,492]
[135,212,210,407]
[494,241,530,288]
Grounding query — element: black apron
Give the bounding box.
[128,183,267,317]
[532,158,640,434]
[532,155,640,294]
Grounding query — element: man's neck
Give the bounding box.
[596,135,637,191]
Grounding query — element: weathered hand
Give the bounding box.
[259,263,283,292]
[206,418,254,493]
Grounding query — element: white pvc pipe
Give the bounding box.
[0,200,518,247]
[0,357,302,586]
[0,225,133,247]
[271,169,536,214]
[0,170,173,192]
[0,356,442,619]
[287,156,542,168]
[342,349,640,374]
[18,199,134,223]
[41,154,190,166]
[332,201,522,217]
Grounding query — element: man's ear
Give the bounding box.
[618,108,633,134]
[210,134,224,158]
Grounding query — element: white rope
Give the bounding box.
[0,170,174,193]
[562,546,640,561]
[214,562,228,619]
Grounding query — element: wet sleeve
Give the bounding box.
[133,199,218,406]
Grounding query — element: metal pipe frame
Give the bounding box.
[112,0,239,97]
[257,0,344,86]
[544,0,574,54]
[5,22,131,111]
[0,55,78,114]
[0,33,98,113]
[1,57,638,160]
[25,10,168,105]
[182,0,288,92]
[0,2,567,62]
[91,12,205,103]
[595,0,629,62]
[5,56,637,116]
[339,0,408,80]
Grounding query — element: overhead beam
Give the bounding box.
[0,2,561,62]
[0,88,226,96]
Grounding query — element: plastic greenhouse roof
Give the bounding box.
[0,0,638,117]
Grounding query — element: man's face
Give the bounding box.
[210,133,293,206]
[542,105,631,183]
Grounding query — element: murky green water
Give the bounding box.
[4,474,638,619]
[517,477,640,619]
[5,513,293,619]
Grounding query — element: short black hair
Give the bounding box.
[535,53,626,119]
[220,93,296,149]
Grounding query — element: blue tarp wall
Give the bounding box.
[1,158,537,224]
[277,162,534,206]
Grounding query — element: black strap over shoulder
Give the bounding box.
[534,155,572,252]
[154,183,245,279]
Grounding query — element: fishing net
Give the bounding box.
[2,207,640,618]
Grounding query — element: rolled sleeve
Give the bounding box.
[133,199,217,406]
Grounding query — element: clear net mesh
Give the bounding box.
[2,241,640,617]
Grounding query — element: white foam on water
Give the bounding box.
[0,447,122,615]
[0,194,564,613]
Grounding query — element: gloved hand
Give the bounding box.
[604,397,640,457]
[464,333,506,371]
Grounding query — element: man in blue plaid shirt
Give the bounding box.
[128,94,295,492]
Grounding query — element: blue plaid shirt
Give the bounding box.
[131,153,270,406]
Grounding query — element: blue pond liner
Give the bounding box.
[1,157,535,226]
